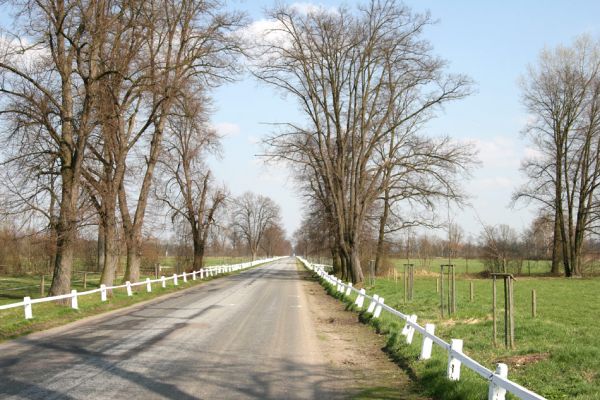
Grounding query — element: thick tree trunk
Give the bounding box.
[97,223,105,273]
[551,211,561,275]
[374,192,390,275]
[49,169,77,297]
[100,212,119,286]
[193,234,205,271]
[349,246,364,284]
[124,234,142,283]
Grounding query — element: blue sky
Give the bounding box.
[2,1,600,240]
[210,0,600,240]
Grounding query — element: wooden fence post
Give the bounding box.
[146,278,152,293]
[447,339,463,381]
[24,296,32,319]
[373,297,385,318]
[470,281,474,302]
[419,323,435,360]
[405,314,418,344]
[367,294,379,314]
[71,290,78,309]
[100,284,107,301]
[488,363,508,400]
[531,289,536,318]
[161,276,166,288]
[126,281,132,296]
[40,275,45,297]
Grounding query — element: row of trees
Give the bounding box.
[515,36,600,277]
[255,0,476,283]
[0,0,292,295]
[289,9,600,280]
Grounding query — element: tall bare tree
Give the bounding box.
[253,1,472,283]
[117,0,244,282]
[0,0,109,295]
[231,192,282,260]
[156,92,226,270]
[515,36,600,277]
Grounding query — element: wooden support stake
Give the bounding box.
[440,269,445,318]
[492,275,497,346]
[40,275,45,297]
[532,289,537,318]
[83,272,88,289]
[509,278,515,349]
[470,281,474,302]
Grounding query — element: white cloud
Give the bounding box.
[470,135,521,169]
[213,122,240,137]
[475,176,514,189]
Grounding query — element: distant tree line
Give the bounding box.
[0,0,291,294]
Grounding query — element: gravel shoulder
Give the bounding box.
[298,264,430,400]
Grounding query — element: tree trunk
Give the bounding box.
[349,246,364,284]
[551,211,561,275]
[374,192,390,275]
[193,234,205,271]
[49,169,77,297]
[124,234,142,283]
[97,222,105,273]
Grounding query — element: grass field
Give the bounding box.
[0,257,263,342]
[390,257,555,275]
[320,267,600,399]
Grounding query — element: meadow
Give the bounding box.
[0,256,254,340]
[327,260,600,399]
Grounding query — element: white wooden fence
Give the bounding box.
[297,257,547,400]
[0,257,285,320]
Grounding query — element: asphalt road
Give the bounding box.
[0,258,348,399]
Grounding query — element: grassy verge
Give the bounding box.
[311,267,600,400]
[0,260,268,342]
[389,257,554,275]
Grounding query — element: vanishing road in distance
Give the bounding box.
[0,258,352,399]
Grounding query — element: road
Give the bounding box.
[0,258,351,399]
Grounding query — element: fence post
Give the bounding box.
[174,274,178,286]
[83,272,88,289]
[161,276,166,288]
[345,282,353,296]
[71,290,78,309]
[405,314,418,344]
[200,269,204,279]
[126,281,132,296]
[100,284,107,301]
[183,272,187,283]
[488,363,508,400]
[40,275,45,297]
[470,281,474,302]
[420,323,435,360]
[192,271,197,281]
[367,294,379,313]
[24,296,33,319]
[447,339,463,381]
[355,288,366,308]
[373,297,385,318]
[146,278,152,293]
[531,289,536,318]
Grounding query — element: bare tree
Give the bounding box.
[156,92,226,270]
[253,1,472,283]
[117,0,244,282]
[0,0,110,295]
[515,36,600,277]
[231,192,282,260]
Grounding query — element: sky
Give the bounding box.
[2,1,600,241]
[208,0,600,240]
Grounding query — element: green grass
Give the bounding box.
[319,270,600,399]
[0,258,265,342]
[390,257,554,275]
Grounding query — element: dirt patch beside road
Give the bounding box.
[298,266,430,400]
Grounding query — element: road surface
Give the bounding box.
[0,258,351,399]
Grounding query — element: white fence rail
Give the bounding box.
[297,257,547,400]
[1,257,285,320]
